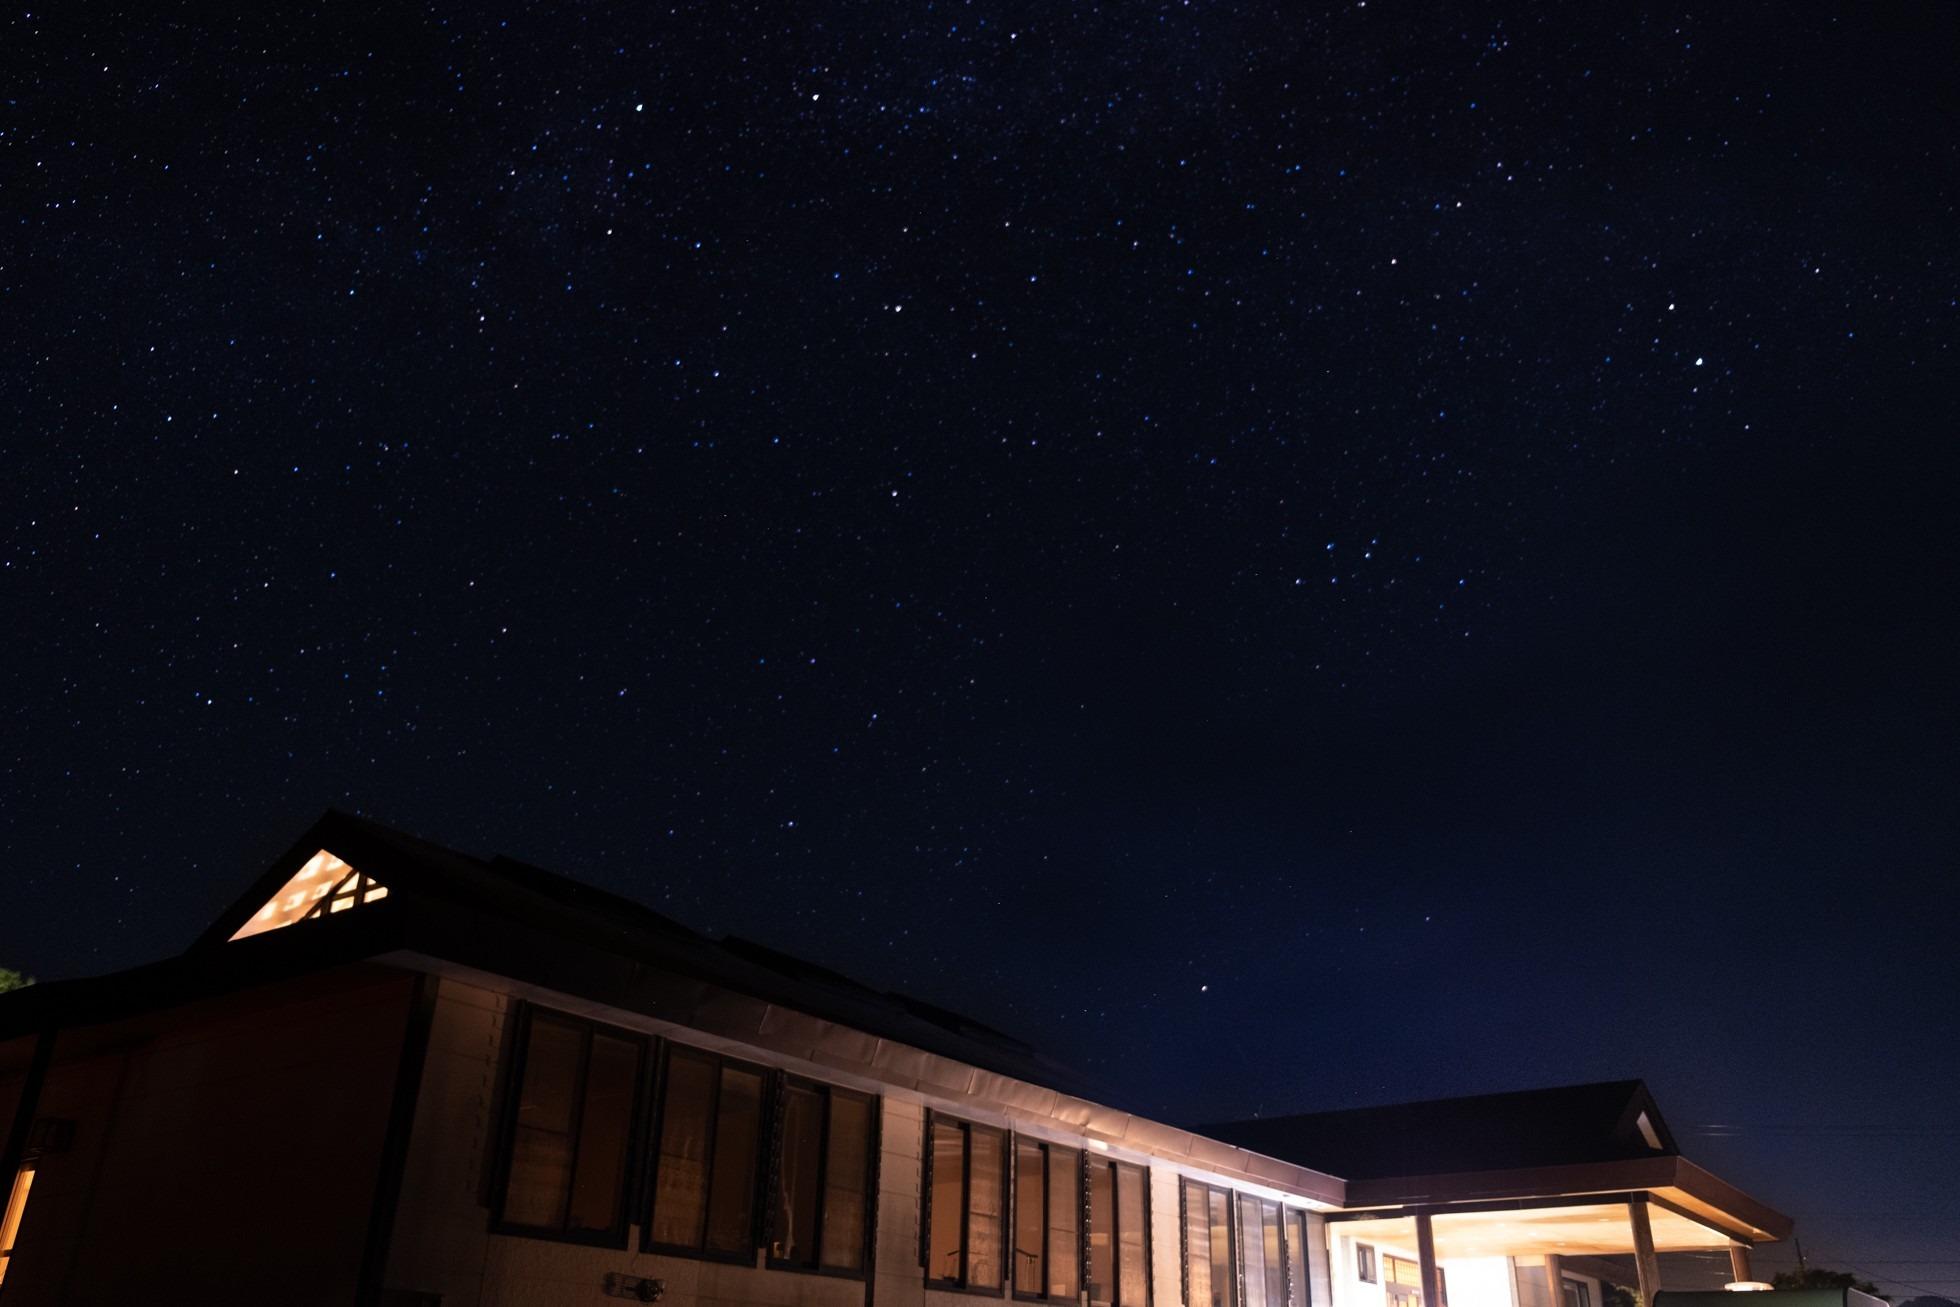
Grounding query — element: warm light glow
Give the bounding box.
[228,849,388,940]
[1334,1201,1735,1260]
[0,1163,35,1286]
[1724,1283,1774,1292]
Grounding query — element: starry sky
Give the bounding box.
[3,2,1956,1295]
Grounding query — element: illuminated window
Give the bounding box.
[1239,1195,1285,1307]
[1014,1137,1081,1300]
[228,849,389,940]
[1087,1157,1148,1307]
[1383,1256,1442,1307]
[925,1114,1008,1289]
[647,1045,768,1258]
[492,1006,647,1244]
[768,1078,875,1273]
[1182,1179,1235,1307]
[0,1161,35,1287]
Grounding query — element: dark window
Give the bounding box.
[1562,1281,1591,1307]
[769,1078,875,1273]
[648,1044,768,1258]
[1087,1158,1149,1307]
[926,1114,1008,1289]
[493,1006,647,1244]
[1182,1180,1235,1307]
[1283,1209,1310,1307]
[1014,1138,1082,1300]
[821,1089,874,1270]
[1357,1243,1377,1284]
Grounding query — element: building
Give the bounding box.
[0,811,1792,1306]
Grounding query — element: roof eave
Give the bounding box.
[1343,1155,1791,1244]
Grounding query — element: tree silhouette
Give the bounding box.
[1773,1268,1886,1300]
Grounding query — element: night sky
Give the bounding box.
[4,3,1956,1295]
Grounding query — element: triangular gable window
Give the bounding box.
[228,849,389,941]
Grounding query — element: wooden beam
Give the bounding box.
[1729,1244,1752,1284]
[1545,1254,1565,1307]
[1628,1198,1661,1306]
[1417,1211,1445,1307]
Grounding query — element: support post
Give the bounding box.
[1628,1198,1661,1307]
[1417,1211,1444,1307]
[1728,1244,1752,1285]
[1544,1254,1565,1307]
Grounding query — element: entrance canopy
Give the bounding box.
[1334,1198,1739,1261]
[1205,1081,1791,1248]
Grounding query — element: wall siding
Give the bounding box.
[0,965,415,1307]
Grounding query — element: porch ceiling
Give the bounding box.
[1336,1202,1735,1261]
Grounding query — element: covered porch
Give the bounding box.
[1325,1168,1791,1307]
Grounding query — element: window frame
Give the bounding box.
[1086,1155,1152,1307]
[488,1003,651,1249]
[1356,1242,1378,1284]
[641,1040,775,1262]
[1012,1135,1084,1303]
[1282,1208,1311,1307]
[1236,1193,1288,1307]
[923,1111,1012,1295]
[765,1073,878,1279]
[1180,1178,1238,1307]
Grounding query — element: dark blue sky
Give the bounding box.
[3,3,1955,1296]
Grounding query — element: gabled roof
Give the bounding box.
[188,809,1069,1089]
[1200,1079,1677,1181]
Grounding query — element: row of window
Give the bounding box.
[1183,1180,1313,1307]
[924,1114,1150,1307]
[491,1004,875,1273]
[492,1003,1320,1307]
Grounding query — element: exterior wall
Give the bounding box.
[1512,1260,1600,1307]
[0,963,416,1306]
[1515,1263,1555,1307]
[0,1032,34,1145]
[1445,1258,1519,1307]
[1149,1164,1181,1307]
[875,1096,926,1307]
[1330,1230,1392,1307]
[383,975,1340,1307]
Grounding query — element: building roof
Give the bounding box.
[1205,1081,1791,1245]
[0,810,1792,1240]
[198,808,1078,1088]
[1199,1079,1678,1181]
